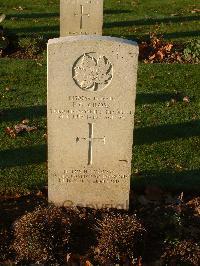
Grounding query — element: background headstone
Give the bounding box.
[60,0,103,36]
[48,36,138,209]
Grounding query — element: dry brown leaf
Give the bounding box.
[164,43,173,52]
[5,87,11,92]
[191,9,200,13]
[156,50,165,60]
[149,54,156,60]
[43,133,48,140]
[84,260,92,266]
[152,37,161,48]
[21,119,29,124]
[183,96,190,103]
[138,256,143,266]
[13,6,24,11]
[5,127,16,138]
[14,123,37,133]
[167,98,176,107]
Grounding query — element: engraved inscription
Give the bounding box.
[74,5,90,29]
[72,53,113,92]
[50,96,133,120]
[57,169,128,184]
[76,123,105,165]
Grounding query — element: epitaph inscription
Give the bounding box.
[48,36,139,209]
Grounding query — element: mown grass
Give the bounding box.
[0,0,199,195]
[0,59,199,195]
[0,0,199,42]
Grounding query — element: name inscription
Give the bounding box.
[50,96,133,120]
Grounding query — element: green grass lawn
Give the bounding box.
[0,0,199,195]
[1,0,199,42]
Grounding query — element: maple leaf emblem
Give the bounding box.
[73,53,113,92]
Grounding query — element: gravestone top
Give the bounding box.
[60,0,103,36]
[48,35,138,46]
[48,35,138,209]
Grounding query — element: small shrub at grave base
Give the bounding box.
[18,35,46,57]
[12,205,71,264]
[95,212,146,265]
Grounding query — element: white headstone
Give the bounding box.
[48,36,138,209]
[60,0,103,36]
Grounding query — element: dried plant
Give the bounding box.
[95,212,146,264]
[12,206,71,264]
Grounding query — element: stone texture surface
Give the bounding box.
[48,36,139,209]
[60,0,103,36]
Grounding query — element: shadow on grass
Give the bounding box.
[9,26,59,38]
[104,9,131,14]
[136,93,174,105]
[132,169,200,192]
[7,12,59,19]
[134,120,200,145]
[11,23,199,40]
[164,30,200,39]
[1,105,46,122]
[0,144,47,168]
[104,15,200,28]
[122,30,200,42]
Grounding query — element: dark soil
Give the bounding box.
[0,188,200,266]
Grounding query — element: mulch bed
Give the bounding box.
[0,188,200,265]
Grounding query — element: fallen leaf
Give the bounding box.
[149,53,156,60]
[84,260,93,266]
[175,164,183,170]
[5,127,16,138]
[36,191,43,196]
[138,256,143,266]
[14,123,37,133]
[43,133,48,140]
[191,9,200,13]
[13,6,24,11]
[21,118,29,124]
[0,14,6,23]
[183,96,190,103]
[166,98,176,107]
[164,43,173,52]
[156,50,165,60]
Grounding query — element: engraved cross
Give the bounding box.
[76,123,105,165]
[74,5,90,30]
